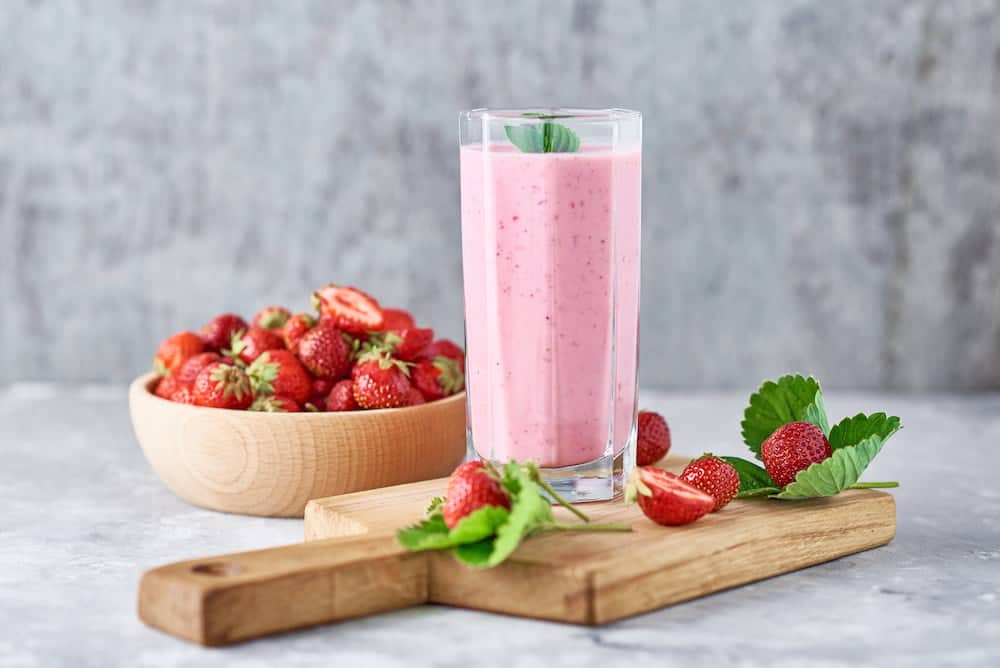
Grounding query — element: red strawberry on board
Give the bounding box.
[191,362,254,410]
[200,313,248,352]
[253,305,291,330]
[760,421,832,488]
[247,350,312,404]
[442,461,512,529]
[174,352,223,389]
[153,331,205,376]
[412,357,464,401]
[281,312,316,352]
[380,308,416,331]
[313,284,384,335]
[418,339,465,371]
[679,455,740,512]
[352,351,412,409]
[325,380,359,412]
[625,466,715,526]
[169,387,196,405]
[249,395,302,412]
[228,327,285,365]
[636,410,671,466]
[296,322,353,380]
[153,374,179,400]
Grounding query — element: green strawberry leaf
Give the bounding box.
[395,505,510,552]
[504,122,580,153]
[773,413,901,499]
[741,375,830,459]
[828,412,901,451]
[720,456,778,493]
[483,462,555,567]
[452,538,496,566]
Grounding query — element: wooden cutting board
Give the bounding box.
[138,454,895,646]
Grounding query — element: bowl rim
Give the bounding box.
[129,372,466,418]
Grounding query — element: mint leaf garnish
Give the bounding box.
[741,375,830,459]
[396,461,630,568]
[504,122,580,153]
[773,413,900,499]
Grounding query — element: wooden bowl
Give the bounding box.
[128,373,467,517]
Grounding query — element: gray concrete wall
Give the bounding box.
[1,0,997,390]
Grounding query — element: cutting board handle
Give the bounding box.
[138,536,426,646]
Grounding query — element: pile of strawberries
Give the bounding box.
[151,284,465,412]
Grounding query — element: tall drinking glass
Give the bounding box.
[459,108,642,501]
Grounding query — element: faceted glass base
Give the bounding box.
[468,428,636,503]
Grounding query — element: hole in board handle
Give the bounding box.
[191,562,245,577]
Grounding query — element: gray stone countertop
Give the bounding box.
[2,385,998,667]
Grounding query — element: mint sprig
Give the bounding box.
[504,122,580,153]
[728,375,901,500]
[397,461,630,568]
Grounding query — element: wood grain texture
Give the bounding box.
[139,454,895,645]
[128,373,466,517]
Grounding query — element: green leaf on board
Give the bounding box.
[720,456,777,493]
[773,413,901,499]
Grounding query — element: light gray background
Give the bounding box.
[1,0,998,390]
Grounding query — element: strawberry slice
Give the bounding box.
[312,285,384,335]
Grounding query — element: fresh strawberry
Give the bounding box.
[636,410,671,466]
[191,362,254,410]
[679,455,740,511]
[169,386,196,405]
[246,350,311,403]
[760,421,832,487]
[312,284,384,334]
[392,328,435,361]
[442,461,511,529]
[412,357,464,401]
[309,378,335,404]
[253,305,291,330]
[249,395,301,412]
[380,308,416,331]
[407,386,426,406]
[625,466,715,526]
[352,351,412,409]
[174,352,223,388]
[296,322,353,380]
[325,380,359,412]
[153,374,179,400]
[418,339,465,371]
[200,314,248,352]
[281,312,316,352]
[153,331,205,376]
[227,326,284,365]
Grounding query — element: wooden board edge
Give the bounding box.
[588,492,897,624]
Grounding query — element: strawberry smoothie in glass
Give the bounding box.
[459,108,642,501]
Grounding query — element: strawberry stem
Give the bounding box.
[528,467,592,523]
[849,481,899,489]
[539,523,632,533]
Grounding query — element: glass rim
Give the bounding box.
[460,107,641,122]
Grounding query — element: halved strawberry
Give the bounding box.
[312,284,384,335]
[625,466,715,526]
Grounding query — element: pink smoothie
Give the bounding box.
[460,144,641,468]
